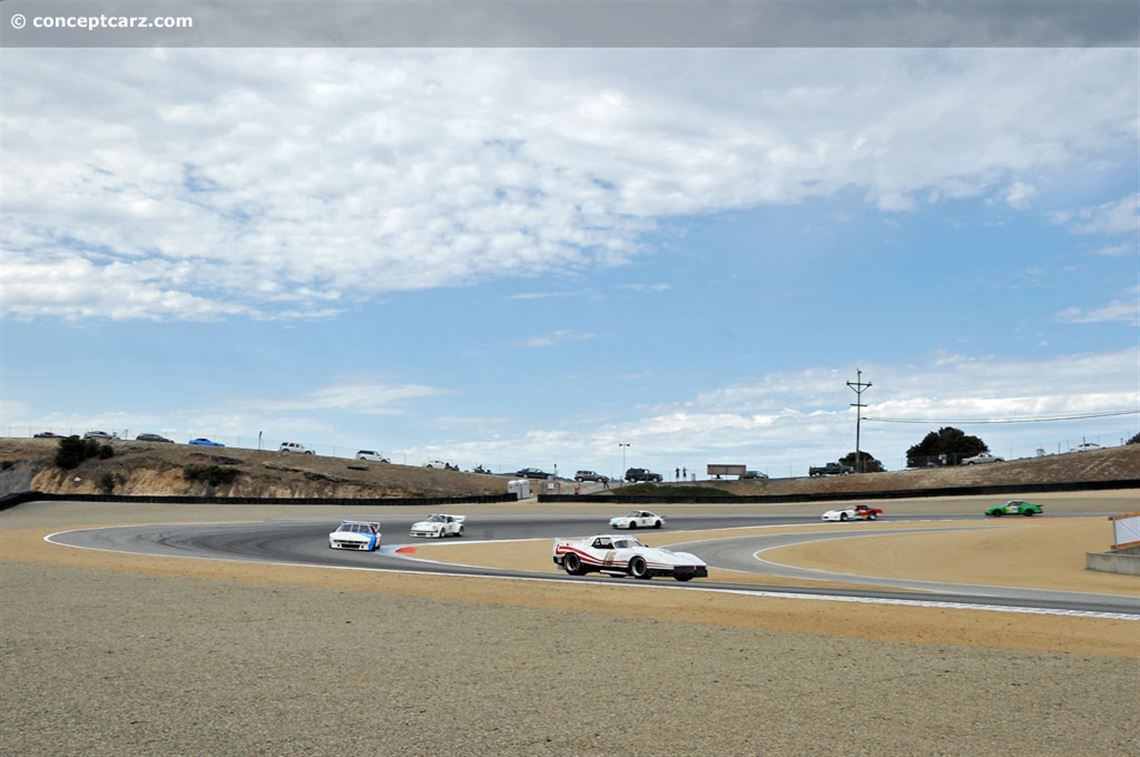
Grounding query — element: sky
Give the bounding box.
[2,43,1138,478]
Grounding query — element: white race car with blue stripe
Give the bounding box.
[552,534,707,581]
[328,520,382,551]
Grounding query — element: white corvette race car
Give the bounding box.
[609,510,665,529]
[328,520,382,551]
[820,504,884,522]
[552,534,707,581]
[409,513,466,538]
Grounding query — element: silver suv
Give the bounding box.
[279,441,313,455]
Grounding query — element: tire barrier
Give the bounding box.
[537,478,1140,505]
[0,491,519,513]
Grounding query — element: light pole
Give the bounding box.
[618,443,630,479]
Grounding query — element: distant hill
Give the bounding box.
[0,437,1136,500]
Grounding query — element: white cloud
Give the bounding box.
[1053,192,1140,236]
[617,283,672,294]
[1094,242,1136,257]
[2,47,1136,320]
[1055,289,1140,325]
[1003,180,1036,210]
[519,329,596,348]
[251,381,451,415]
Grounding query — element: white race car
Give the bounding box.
[328,520,382,551]
[609,510,665,530]
[552,534,707,581]
[820,504,883,522]
[410,513,466,538]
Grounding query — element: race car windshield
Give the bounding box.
[428,515,446,522]
[625,511,641,517]
[614,538,644,548]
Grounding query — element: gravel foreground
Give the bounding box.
[2,561,1137,756]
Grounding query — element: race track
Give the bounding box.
[45,510,1140,618]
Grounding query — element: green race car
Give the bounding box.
[985,499,1043,517]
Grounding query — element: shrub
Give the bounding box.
[55,437,108,469]
[97,473,117,495]
[610,483,734,498]
[183,465,240,487]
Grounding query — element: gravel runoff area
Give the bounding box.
[2,499,1139,755]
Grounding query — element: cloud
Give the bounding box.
[2,48,1136,320]
[617,283,672,294]
[1052,192,1140,236]
[250,381,451,415]
[1055,289,1140,325]
[519,329,596,348]
[1003,180,1036,210]
[1094,242,1136,257]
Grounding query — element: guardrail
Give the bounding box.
[0,491,519,513]
[537,478,1140,504]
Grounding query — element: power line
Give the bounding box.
[865,409,1139,425]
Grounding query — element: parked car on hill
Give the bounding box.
[624,467,662,483]
[809,462,852,476]
[188,437,224,447]
[574,470,609,483]
[279,441,313,455]
[515,467,552,479]
[740,470,768,480]
[425,459,457,470]
[355,450,389,462]
[1070,442,1102,452]
[136,433,173,443]
[33,431,62,438]
[83,430,114,441]
[961,452,1004,465]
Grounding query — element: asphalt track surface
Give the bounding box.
[46,512,1140,618]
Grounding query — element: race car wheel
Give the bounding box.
[628,556,650,579]
[674,575,693,582]
[992,510,1004,517]
[628,522,637,529]
[653,520,662,529]
[867,512,877,520]
[458,526,464,536]
[839,512,849,521]
[1023,510,1035,516]
[563,553,585,576]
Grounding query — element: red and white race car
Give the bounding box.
[552,534,707,582]
[821,504,883,522]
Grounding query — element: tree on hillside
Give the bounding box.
[839,450,885,473]
[1128,432,1140,445]
[906,426,989,468]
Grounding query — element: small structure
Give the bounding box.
[707,464,746,479]
[1086,511,1140,576]
[507,479,532,499]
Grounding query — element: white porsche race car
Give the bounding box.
[328,520,382,551]
[609,510,665,529]
[409,513,466,538]
[552,534,707,581]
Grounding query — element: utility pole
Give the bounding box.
[847,369,872,473]
[618,443,630,478]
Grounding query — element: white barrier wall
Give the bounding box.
[1109,512,1140,549]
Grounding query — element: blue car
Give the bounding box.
[188,437,225,447]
